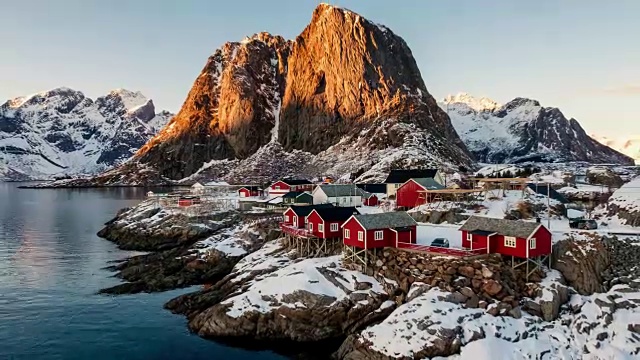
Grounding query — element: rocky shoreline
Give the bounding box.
[97,199,640,359]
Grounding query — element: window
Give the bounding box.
[275,185,280,190]
[305,217,309,225]
[504,236,517,248]
[309,223,313,231]
[345,229,350,239]
[466,233,472,241]
[331,223,338,232]
[318,224,324,232]
[374,230,384,240]
[395,184,400,189]
[240,192,246,197]
[358,231,364,241]
[529,238,536,249]
[284,215,289,222]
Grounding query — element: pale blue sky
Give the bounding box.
[1,0,638,138]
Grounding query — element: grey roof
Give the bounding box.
[353,212,417,230]
[411,178,445,190]
[459,216,541,239]
[318,184,368,198]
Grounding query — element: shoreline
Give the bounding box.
[96,198,640,359]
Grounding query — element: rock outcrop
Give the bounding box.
[443,93,635,165]
[552,235,610,295]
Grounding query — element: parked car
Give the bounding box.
[431,238,449,248]
[569,219,597,230]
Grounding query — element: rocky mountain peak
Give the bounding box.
[279,3,468,157]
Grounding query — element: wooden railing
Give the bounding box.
[280,223,313,238]
[396,242,487,257]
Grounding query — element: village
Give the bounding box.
[143,164,640,282]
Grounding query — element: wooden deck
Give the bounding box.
[280,223,314,238]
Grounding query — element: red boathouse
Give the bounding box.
[342,212,417,249]
[306,207,359,239]
[458,216,552,274]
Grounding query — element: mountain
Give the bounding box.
[592,135,640,164]
[0,88,173,180]
[442,93,635,165]
[77,3,471,186]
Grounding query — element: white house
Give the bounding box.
[312,184,367,207]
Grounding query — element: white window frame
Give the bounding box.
[318,224,324,232]
[466,233,472,241]
[504,236,517,248]
[529,238,536,249]
[358,231,364,241]
[374,230,384,240]
[285,215,289,222]
[331,223,338,232]
[240,191,246,197]
[309,223,313,231]
[275,185,280,190]
[345,229,350,239]
[293,215,298,226]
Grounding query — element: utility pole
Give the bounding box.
[547,182,551,229]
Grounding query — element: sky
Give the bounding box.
[0,0,638,139]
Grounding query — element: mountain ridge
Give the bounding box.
[0,87,173,180]
[441,93,634,165]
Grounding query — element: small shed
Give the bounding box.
[238,186,261,198]
[362,192,379,206]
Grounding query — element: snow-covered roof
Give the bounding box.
[459,216,542,239]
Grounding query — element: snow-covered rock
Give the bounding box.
[189,254,394,342]
[607,176,640,226]
[441,93,634,165]
[0,87,173,180]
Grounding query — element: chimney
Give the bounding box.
[536,217,541,223]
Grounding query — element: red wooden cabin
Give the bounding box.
[342,212,417,249]
[459,216,552,258]
[269,179,314,196]
[281,204,335,232]
[396,178,445,209]
[238,186,262,198]
[306,207,359,239]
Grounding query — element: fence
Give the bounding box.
[280,223,314,238]
[396,242,487,257]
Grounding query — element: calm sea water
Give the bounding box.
[0,182,284,360]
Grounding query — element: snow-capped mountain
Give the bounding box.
[442,93,634,165]
[0,87,173,180]
[592,135,640,164]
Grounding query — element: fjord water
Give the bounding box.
[0,183,283,360]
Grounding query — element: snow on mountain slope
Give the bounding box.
[0,87,173,180]
[592,135,640,164]
[442,93,635,165]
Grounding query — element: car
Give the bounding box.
[431,238,449,248]
[569,219,597,230]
